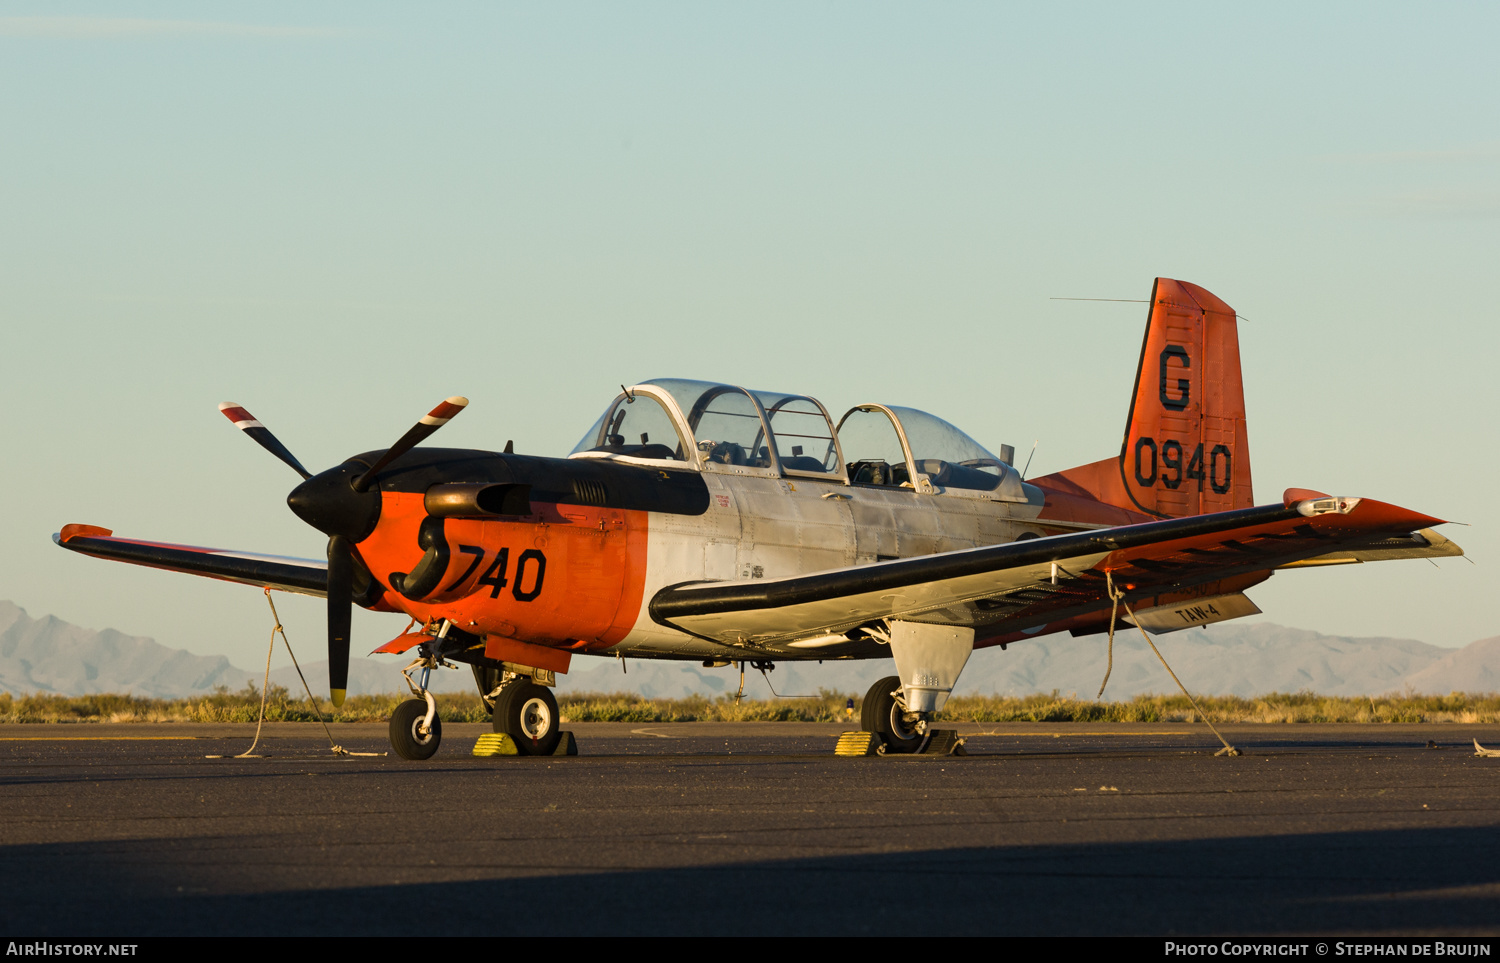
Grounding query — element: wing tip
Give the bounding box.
[58,524,113,545]
[1282,489,1446,528]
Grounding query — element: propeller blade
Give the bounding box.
[219,403,312,480]
[327,534,352,708]
[351,396,469,492]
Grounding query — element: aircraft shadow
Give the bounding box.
[3,824,1498,936]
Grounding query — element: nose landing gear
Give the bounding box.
[389,697,442,760]
[388,636,457,760]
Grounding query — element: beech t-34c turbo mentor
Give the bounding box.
[56,278,1462,759]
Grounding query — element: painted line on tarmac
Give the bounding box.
[0,735,197,741]
[954,729,1212,737]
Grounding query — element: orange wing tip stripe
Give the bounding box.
[420,397,469,426]
[1287,493,1444,528]
[217,403,263,430]
[1282,487,1332,506]
[1349,498,1445,529]
[59,524,113,543]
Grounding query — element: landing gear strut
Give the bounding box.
[861,675,927,754]
[388,629,456,760]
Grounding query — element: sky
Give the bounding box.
[1,2,1495,676]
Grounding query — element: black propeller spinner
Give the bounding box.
[218,397,469,707]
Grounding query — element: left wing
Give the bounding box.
[54,524,328,597]
[1277,527,1462,568]
[649,494,1454,648]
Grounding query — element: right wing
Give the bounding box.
[54,524,328,597]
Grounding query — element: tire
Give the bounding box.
[862,675,924,754]
[860,676,896,734]
[389,698,442,760]
[493,680,561,756]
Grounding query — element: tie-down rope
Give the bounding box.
[1097,571,1239,758]
[209,589,382,759]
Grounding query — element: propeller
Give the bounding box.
[352,397,469,492]
[219,397,470,708]
[326,534,352,706]
[218,404,312,479]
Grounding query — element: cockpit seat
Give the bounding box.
[594,441,680,460]
[705,441,747,466]
[847,459,910,487]
[780,455,827,472]
[915,458,1002,491]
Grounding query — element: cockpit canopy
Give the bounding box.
[838,405,1019,494]
[571,379,1027,500]
[571,379,844,477]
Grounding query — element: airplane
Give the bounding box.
[54,278,1463,759]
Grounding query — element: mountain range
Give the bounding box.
[1,600,1494,701]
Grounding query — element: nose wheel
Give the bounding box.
[389,698,442,760]
[389,647,451,760]
[493,679,561,755]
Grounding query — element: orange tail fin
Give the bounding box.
[1037,278,1253,518]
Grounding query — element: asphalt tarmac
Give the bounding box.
[2,721,1498,937]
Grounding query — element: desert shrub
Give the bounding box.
[2,687,1498,724]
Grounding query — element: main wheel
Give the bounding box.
[860,676,892,733]
[389,698,442,760]
[493,680,561,756]
[861,675,924,754]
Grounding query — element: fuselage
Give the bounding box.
[332,444,1147,665]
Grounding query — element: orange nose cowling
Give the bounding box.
[357,495,649,656]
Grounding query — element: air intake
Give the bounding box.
[571,478,609,506]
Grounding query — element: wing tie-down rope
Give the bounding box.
[207,589,382,759]
[1096,572,1124,699]
[1097,571,1239,758]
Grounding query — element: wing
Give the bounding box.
[648,494,1455,650]
[54,524,327,597]
[1277,527,1463,567]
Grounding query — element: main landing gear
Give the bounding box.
[859,622,976,755]
[861,675,927,754]
[491,678,561,756]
